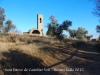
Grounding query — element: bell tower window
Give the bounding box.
[40,18,42,23]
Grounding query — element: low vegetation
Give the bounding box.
[0,34,87,75]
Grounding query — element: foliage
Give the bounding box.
[96,25,100,33]
[98,35,100,40]
[46,15,72,40]
[46,23,54,36]
[46,15,58,36]
[0,7,5,22]
[0,7,16,34]
[68,27,88,39]
[68,29,77,38]
[76,27,88,39]
[85,35,93,41]
[53,20,72,38]
[62,34,67,39]
[0,7,5,32]
[3,19,16,33]
[92,0,100,17]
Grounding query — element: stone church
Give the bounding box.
[23,14,43,36]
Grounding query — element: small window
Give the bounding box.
[40,18,42,23]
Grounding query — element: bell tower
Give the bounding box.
[37,14,43,33]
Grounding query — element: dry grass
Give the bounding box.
[0,35,60,74]
[0,34,86,62]
[0,34,98,75]
[0,34,76,75]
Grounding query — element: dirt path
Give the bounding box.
[44,42,100,75]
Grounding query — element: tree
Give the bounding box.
[0,7,16,34]
[68,27,88,39]
[76,27,88,39]
[62,34,67,39]
[68,27,93,40]
[3,19,16,33]
[98,35,100,40]
[46,15,58,36]
[68,29,77,38]
[46,15,72,40]
[46,23,54,36]
[96,25,100,38]
[0,7,5,32]
[92,0,100,17]
[85,35,93,40]
[96,25,100,33]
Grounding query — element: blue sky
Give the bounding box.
[0,0,100,38]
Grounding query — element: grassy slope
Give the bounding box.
[0,34,99,75]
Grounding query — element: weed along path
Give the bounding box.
[43,41,100,75]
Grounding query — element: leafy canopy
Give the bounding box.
[46,15,72,40]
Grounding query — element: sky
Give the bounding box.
[0,0,100,38]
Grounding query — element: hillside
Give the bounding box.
[0,34,100,75]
